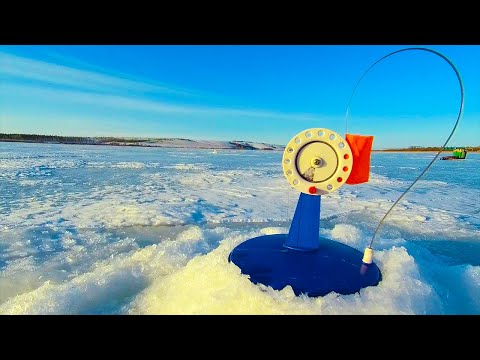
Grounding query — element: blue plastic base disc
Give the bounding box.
[228,234,382,297]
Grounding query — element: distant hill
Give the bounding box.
[0,133,284,151]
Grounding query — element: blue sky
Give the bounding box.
[0,45,478,149]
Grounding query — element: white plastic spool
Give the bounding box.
[282,128,353,195]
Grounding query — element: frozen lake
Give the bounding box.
[0,142,479,314]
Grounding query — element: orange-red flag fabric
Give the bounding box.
[345,134,374,185]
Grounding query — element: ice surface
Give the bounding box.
[0,143,479,314]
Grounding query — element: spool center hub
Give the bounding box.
[311,157,323,167]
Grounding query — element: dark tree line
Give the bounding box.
[0,133,97,144]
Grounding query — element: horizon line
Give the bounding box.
[1,132,478,150]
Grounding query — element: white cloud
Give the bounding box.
[0,51,191,96]
[0,82,323,123]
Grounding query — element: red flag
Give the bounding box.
[345,134,374,185]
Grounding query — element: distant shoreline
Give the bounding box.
[0,134,283,151]
[374,149,479,153]
[373,149,478,153]
[1,134,478,152]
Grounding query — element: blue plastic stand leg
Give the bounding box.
[284,193,321,251]
[228,191,382,297]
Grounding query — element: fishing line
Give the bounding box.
[344,47,465,250]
